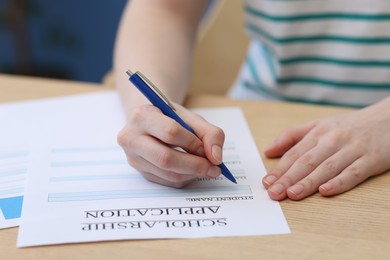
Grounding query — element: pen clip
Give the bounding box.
[132,71,177,111]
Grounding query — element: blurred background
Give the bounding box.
[0,0,248,95]
[0,0,127,83]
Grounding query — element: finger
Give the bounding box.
[262,135,318,189]
[265,121,316,158]
[141,171,196,189]
[266,144,334,200]
[132,136,221,179]
[286,147,361,200]
[196,122,225,166]
[153,118,205,157]
[135,106,205,157]
[179,108,226,165]
[122,144,201,188]
[319,155,381,197]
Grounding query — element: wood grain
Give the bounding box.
[1,74,389,260]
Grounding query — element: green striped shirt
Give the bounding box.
[228,0,390,107]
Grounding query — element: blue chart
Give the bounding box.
[0,196,23,220]
[0,148,29,225]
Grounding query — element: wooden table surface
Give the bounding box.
[1,74,389,259]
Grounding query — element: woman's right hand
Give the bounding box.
[117,103,225,188]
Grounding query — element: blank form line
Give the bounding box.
[52,146,122,153]
[0,184,24,192]
[49,174,142,182]
[0,161,28,170]
[51,160,128,167]
[0,178,25,185]
[0,169,27,177]
[0,151,29,159]
[48,185,252,202]
[223,155,241,161]
[231,169,246,175]
[0,188,24,196]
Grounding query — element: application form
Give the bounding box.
[0,100,41,229]
[0,93,113,228]
[17,92,290,247]
[0,145,27,229]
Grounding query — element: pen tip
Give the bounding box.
[126,70,133,77]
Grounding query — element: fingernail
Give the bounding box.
[269,183,284,195]
[263,175,277,186]
[207,166,220,178]
[212,145,222,163]
[288,184,304,196]
[320,183,333,192]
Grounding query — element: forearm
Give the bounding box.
[114,0,208,117]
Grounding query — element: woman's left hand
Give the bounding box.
[262,97,390,200]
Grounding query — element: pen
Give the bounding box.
[126,69,237,184]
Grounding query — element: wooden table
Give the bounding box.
[1,74,389,259]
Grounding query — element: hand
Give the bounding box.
[117,103,225,188]
[262,97,390,201]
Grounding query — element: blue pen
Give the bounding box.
[126,70,237,184]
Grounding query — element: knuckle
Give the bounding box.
[352,137,370,152]
[161,122,180,142]
[190,160,210,178]
[278,175,295,186]
[322,133,344,149]
[296,154,316,170]
[125,153,140,169]
[268,168,284,178]
[334,177,345,189]
[165,173,193,188]
[199,165,212,178]
[323,160,338,175]
[212,126,225,141]
[268,168,285,179]
[369,146,382,157]
[129,106,146,124]
[154,150,174,170]
[303,178,314,189]
[117,127,132,148]
[283,149,300,161]
[319,130,352,150]
[311,122,330,136]
[348,166,364,181]
[117,128,127,147]
[187,137,202,153]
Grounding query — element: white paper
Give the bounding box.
[0,145,28,229]
[0,99,48,229]
[17,92,290,247]
[0,93,116,229]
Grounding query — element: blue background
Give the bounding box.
[0,0,127,83]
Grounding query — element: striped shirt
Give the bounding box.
[228,0,390,107]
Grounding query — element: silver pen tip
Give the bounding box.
[126,70,133,77]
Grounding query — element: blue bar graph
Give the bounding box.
[0,196,23,220]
